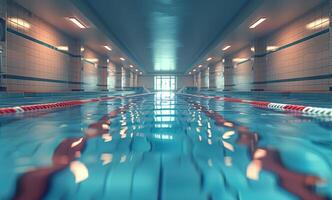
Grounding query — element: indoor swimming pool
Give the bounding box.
[0,91,331,200]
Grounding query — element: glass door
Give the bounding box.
[154,76,176,91]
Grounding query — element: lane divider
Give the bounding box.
[178,93,332,117]
[0,92,153,116]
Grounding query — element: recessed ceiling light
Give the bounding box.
[193,69,196,72]
[206,57,212,61]
[266,46,278,51]
[57,46,69,51]
[7,17,31,29]
[104,45,112,51]
[135,69,138,72]
[233,58,247,63]
[198,65,202,68]
[120,57,125,61]
[189,72,192,75]
[249,17,266,29]
[129,65,134,68]
[140,72,143,75]
[222,45,231,51]
[68,17,86,29]
[84,58,99,63]
[306,18,329,30]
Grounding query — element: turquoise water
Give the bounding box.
[0,91,331,200]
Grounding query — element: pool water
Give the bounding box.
[0,91,331,200]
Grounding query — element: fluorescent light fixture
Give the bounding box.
[222,45,231,51]
[233,58,248,63]
[266,46,278,51]
[198,65,202,68]
[68,17,86,29]
[7,17,31,29]
[57,46,69,51]
[306,17,329,30]
[120,57,126,61]
[104,45,112,51]
[206,57,213,61]
[84,58,99,63]
[129,65,134,68]
[249,17,266,29]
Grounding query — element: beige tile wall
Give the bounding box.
[206,2,331,92]
[0,0,7,91]
[263,3,330,91]
[2,2,120,92]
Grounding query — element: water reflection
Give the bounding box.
[1,92,332,199]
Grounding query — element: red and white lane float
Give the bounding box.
[0,92,153,116]
[179,93,332,117]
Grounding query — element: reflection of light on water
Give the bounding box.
[222,141,234,151]
[197,120,203,127]
[120,154,127,163]
[153,134,173,140]
[60,124,68,128]
[120,127,128,135]
[208,158,213,167]
[207,129,212,138]
[101,153,113,165]
[70,161,89,183]
[102,134,113,142]
[207,122,211,129]
[224,122,234,127]
[246,149,266,180]
[224,157,232,167]
[246,160,262,180]
[208,139,212,145]
[222,131,235,139]
[102,123,110,130]
[71,138,84,148]
[254,149,267,159]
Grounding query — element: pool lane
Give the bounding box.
[0,92,331,200]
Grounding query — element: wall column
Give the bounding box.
[98,57,108,91]
[252,38,267,91]
[68,40,83,91]
[0,0,7,91]
[223,57,234,91]
[208,64,216,89]
[329,0,332,91]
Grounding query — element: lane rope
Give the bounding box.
[0,92,153,116]
[178,93,332,117]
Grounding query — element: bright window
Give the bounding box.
[154,76,176,91]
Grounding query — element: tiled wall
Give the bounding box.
[0,2,126,92]
[196,2,332,92]
[5,2,76,92]
[259,2,331,91]
[0,0,7,91]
